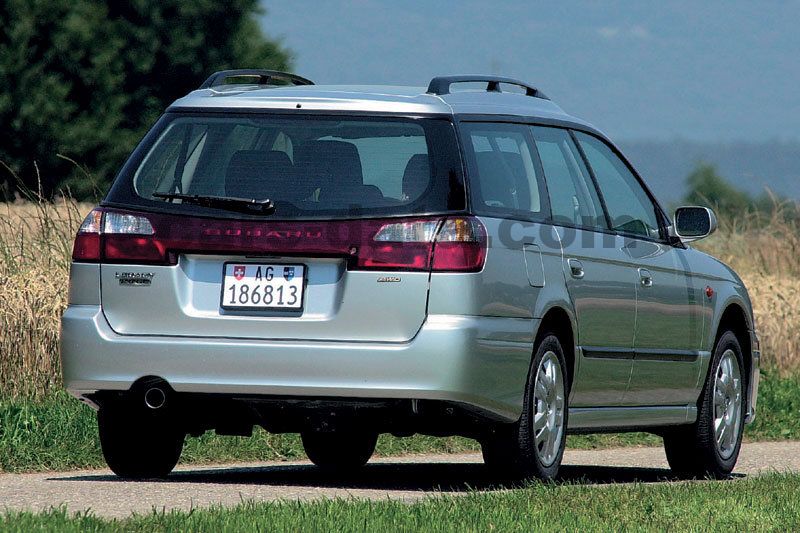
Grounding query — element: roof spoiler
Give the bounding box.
[426,76,548,100]
[199,69,314,90]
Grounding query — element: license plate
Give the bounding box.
[221,263,305,310]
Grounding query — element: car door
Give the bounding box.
[574,131,704,406]
[531,126,636,407]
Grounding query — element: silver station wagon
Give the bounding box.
[61,70,760,480]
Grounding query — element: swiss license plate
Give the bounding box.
[221,263,305,310]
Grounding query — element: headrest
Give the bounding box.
[402,154,430,201]
[298,140,363,187]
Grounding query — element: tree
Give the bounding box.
[683,162,753,220]
[0,0,292,199]
[682,162,800,226]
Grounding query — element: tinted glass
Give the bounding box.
[111,113,465,219]
[461,123,546,219]
[530,126,606,230]
[575,132,662,239]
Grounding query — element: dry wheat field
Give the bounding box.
[1,200,798,399]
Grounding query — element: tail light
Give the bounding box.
[72,209,487,272]
[71,209,103,261]
[432,217,487,272]
[72,208,166,264]
[354,216,487,272]
[356,219,439,270]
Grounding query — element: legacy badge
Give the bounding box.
[115,272,154,286]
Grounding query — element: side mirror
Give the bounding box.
[672,206,717,242]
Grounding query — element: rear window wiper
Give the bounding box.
[152,192,276,215]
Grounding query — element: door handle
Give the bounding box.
[638,268,653,287]
[567,258,584,279]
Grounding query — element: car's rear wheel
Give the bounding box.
[301,430,378,471]
[663,330,745,479]
[98,404,184,479]
[482,333,568,481]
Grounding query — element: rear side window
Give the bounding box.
[574,132,662,239]
[460,122,547,220]
[109,113,465,219]
[530,126,606,230]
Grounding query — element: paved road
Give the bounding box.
[2,441,798,519]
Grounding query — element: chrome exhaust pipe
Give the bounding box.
[143,387,167,410]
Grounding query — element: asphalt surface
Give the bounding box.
[1,441,799,519]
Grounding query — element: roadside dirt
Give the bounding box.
[1,441,798,519]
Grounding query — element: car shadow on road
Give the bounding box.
[51,461,735,491]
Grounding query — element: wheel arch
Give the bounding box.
[534,306,577,389]
[712,301,754,407]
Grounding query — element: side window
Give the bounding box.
[461,123,546,218]
[575,132,662,239]
[530,126,606,230]
[136,121,209,197]
[185,123,260,196]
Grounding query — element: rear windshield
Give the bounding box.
[106,112,466,219]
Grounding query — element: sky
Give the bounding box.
[260,1,799,142]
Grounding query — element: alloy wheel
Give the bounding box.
[533,350,566,466]
[713,349,742,460]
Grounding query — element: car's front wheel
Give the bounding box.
[482,333,569,481]
[663,330,746,479]
[301,430,378,471]
[98,403,185,479]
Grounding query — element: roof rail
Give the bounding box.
[426,75,548,100]
[199,69,314,90]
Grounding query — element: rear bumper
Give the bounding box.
[60,305,535,422]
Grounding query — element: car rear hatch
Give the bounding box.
[80,112,474,342]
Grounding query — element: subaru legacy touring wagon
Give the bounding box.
[61,70,759,480]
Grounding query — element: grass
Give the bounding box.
[697,202,800,374]
[0,195,799,529]
[2,473,800,531]
[1,373,797,473]
[0,199,92,399]
[0,392,478,473]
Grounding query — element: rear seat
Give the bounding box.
[296,140,384,206]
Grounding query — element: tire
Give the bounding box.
[301,430,378,471]
[482,333,569,481]
[663,330,746,479]
[98,404,184,479]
